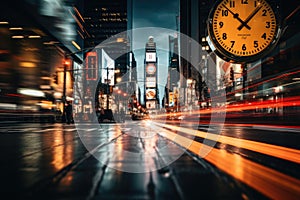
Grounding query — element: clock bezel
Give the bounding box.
[207,0,281,63]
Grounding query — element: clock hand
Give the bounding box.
[223,5,251,30]
[238,4,262,31]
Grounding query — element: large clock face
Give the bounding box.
[208,0,280,63]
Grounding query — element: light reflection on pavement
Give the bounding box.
[153,122,300,200]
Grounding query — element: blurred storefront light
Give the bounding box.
[28,35,41,39]
[116,77,122,83]
[11,35,24,39]
[19,62,36,68]
[66,96,74,101]
[18,88,45,97]
[187,79,193,84]
[117,38,124,43]
[54,92,62,99]
[9,27,23,30]
[40,85,52,90]
[41,76,51,80]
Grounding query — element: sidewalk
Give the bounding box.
[0,110,60,123]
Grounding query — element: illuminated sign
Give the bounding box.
[146,52,156,62]
[146,100,156,109]
[169,92,173,104]
[86,51,97,80]
[146,63,156,75]
[146,89,156,100]
[146,77,156,87]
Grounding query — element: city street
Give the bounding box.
[1,0,300,199]
[1,120,300,200]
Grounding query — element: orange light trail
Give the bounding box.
[151,123,300,200]
[153,95,300,119]
[153,122,300,164]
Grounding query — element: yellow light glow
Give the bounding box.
[41,76,51,80]
[19,62,36,68]
[12,35,24,39]
[18,88,45,97]
[28,35,41,39]
[116,77,122,83]
[117,38,124,42]
[9,27,23,30]
[152,123,300,200]
[72,40,81,50]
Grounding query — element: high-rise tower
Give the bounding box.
[82,0,129,77]
[144,36,159,110]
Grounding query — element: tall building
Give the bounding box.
[165,35,180,108]
[82,0,129,78]
[179,0,213,107]
[144,36,159,110]
[82,0,127,47]
[0,0,81,112]
[79,0,141,116]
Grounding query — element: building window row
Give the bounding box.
[101,12,123,17]
[90,29,125,34]
[98,18,126,22]
[89,24,126,29]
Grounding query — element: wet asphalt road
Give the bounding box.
[0,121,299,200]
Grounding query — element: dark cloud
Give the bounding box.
[133,0,179,29]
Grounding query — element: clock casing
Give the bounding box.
[207,0,281,63]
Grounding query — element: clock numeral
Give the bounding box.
[261,33,267,39]
[230,1,235,8]
[241,0,248,4]
[242,44,247,51]
[219,21,224,28]
[222,10,228,16]
[254,41,258,48]
[266,22,271,28]
[262,9,267,16]
[222,33,227,40]
[230,41,235,48]
[254,0,257,7]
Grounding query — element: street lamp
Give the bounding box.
[62,58,71,122]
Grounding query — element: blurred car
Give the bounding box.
[131,110,149,120]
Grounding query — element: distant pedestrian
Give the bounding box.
[98,107,105,122]
[65,101,73,124]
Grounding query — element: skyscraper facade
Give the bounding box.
[82,0,129,76]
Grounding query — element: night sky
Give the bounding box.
[133,0,179,29]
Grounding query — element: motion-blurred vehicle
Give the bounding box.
[131,109,149,120]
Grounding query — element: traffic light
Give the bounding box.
[230,67,234,80]
[53,71,58,84]
[241,65,247,81]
